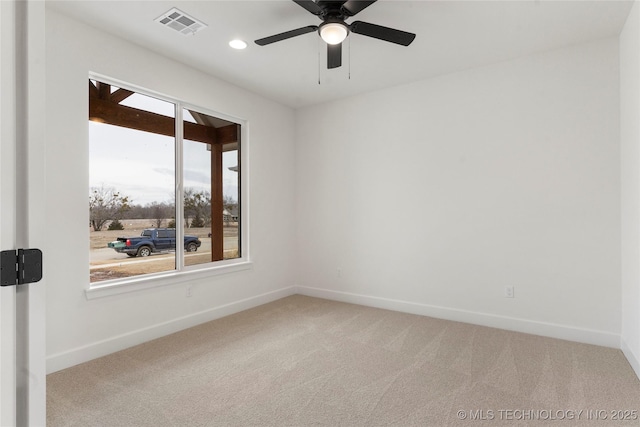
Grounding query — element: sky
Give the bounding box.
[89,89,239,206]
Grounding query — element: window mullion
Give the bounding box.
[175,104,185,270]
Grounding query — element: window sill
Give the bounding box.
[85,260,253,300]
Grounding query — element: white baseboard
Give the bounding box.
[47,286,296,374]
[296,286,620,349]
[621,337,640,381]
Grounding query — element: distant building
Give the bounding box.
[223,205,239,223]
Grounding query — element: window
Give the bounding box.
[89,78,243,286]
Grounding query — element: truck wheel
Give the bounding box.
[186,242,198,252]
[137,246,152,257]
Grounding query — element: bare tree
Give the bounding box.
[89,186,131,231]
[148,201,173,228]
[184,188,210,228]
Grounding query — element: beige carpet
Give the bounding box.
[47,295,640,426]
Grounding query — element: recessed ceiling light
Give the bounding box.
[229,39,247,50]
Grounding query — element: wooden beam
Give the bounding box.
[89,81,99,99]
[216,124,239,145]
[89,97,218,145]
[210,142,224,262]
[97,82,110,100]
[110,88,134,104]
[185,121,217,145]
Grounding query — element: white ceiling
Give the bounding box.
[47,0,633,108]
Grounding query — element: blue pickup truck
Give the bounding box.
[107,228,201,257]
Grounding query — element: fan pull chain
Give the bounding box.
[318,37,321,85]
[348,36,351,80]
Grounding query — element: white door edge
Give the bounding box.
[16,0,47,425]
[0,0,19,425]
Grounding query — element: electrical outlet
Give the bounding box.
[505,286,514,298]
[186,285,193,298]
[337,268,343,278]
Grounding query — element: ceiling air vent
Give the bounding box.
[155,8,207,36]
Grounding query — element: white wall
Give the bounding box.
[620,0,640,379]
[295,38,622,347]
[45,9,297,373]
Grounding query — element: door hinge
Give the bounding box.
[0,249,43,287]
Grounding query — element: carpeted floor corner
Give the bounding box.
[47,295,640,426]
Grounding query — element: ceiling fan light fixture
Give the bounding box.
[320,22,348,45]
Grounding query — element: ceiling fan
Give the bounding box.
[255,0,416,69]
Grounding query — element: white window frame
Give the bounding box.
[86,73,250,300]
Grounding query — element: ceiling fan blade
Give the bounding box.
[341,0,377,17]
[255,25,318,46]
[327,43,342,69]
[350,21,416,46]
[293,0,323,15]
